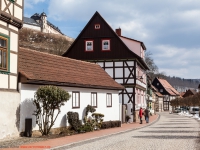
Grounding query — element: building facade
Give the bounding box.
[0,0,23,139]
[18,48,124,133]
[152,77,180,111]
[63,12,149,122]
[23,12,63,35]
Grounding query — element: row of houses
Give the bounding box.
[0,0,180,139]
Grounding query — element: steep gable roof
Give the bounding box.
[63,11,149,70]
[157,78,180,96]
[18,47,124,90]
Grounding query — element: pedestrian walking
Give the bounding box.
[139,107,143,124]
[144,107,150,123]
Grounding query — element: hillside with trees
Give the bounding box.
[19,28,74,55]
[144,52,200,92]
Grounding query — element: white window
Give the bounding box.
[157,83,159,86]
[102,39,110,51]
[160,89,163,92]
[106,93,112,107]
[91,92,97,107]
[85,40,93,51]
[95,24,100,29]
[72,92,80,108]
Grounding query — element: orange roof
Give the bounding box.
[155,92,163,97]
[19,47,124,90]
[158,78,180,96]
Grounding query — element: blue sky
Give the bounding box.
[24,0,200,79]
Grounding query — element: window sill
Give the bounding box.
[0,70,10,75]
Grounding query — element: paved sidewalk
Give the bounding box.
[1,114,159,150]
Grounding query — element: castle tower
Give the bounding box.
[40,12,47,33]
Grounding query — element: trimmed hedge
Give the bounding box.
[100,120,121,129]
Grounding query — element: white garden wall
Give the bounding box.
[19,83,120,132]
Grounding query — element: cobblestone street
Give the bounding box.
[55,112,200,150]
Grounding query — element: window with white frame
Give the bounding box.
[95,24,100,29]
[0,36,9,72]
[85,40,93,51]
[106,93,112,107]
[72,91,80,108]
[102,39,110,51]
[91,92,97,107]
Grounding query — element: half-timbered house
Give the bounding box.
[0,0,23,139]
[152,77,180,111]
[63,11,149,122]
[18,48,124,133]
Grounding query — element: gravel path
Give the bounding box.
[54,112,200,150]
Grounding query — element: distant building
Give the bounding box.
[152,77,180,111]
[23,12,64,35]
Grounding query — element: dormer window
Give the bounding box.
[85,40,93,52]
[95,24,100,29]
[102,39,110,51]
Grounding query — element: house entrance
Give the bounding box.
[163,101,169,111]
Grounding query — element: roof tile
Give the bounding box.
[19,48,124,90]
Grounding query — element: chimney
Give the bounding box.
[116,28,121,36]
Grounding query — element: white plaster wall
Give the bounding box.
[16,0,23,6]
[14,5,22,20]
[0,28,9,35]
[0,74,8,88]
[23,25,41,31]
[19,84,120,132]
[115,68,123,78]
[10,53,18,74]
[0,20,7,27]
[0,91,20,139]
[9,24,18,31]
[10,32,18,52]
[10,75,17,89]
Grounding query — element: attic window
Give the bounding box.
[160,89,163,92]
[95,24,100,29]
[102,39,110,51]
[157,83,159,86]
[85,40,93,52]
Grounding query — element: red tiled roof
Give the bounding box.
[19,48,124,90]
[155,92,163,97]
[158,78,180,96]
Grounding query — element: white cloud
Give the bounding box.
[25,0,200,79]
[25,0,46,8]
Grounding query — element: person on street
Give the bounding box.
[139,107,143,124]
[144,107,150,123]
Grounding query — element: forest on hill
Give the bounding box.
[19,28,74,55]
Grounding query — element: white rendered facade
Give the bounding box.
[19,83,121,132]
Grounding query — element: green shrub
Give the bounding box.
[33,85,70,135]
[67,112,82,132]
[101,121,121,129]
